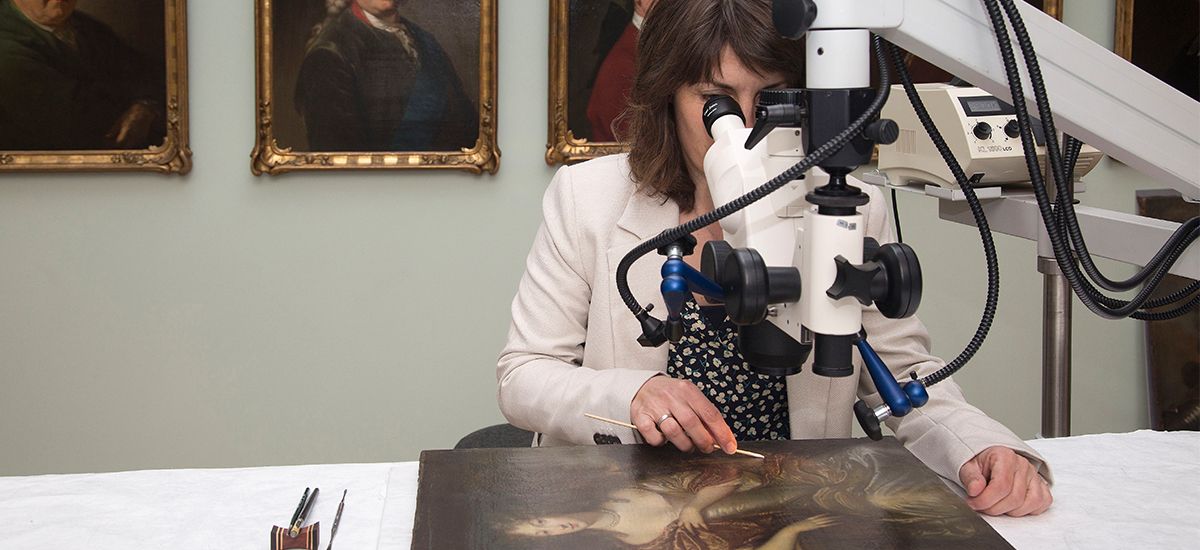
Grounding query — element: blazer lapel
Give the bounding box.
[605,188,678,371]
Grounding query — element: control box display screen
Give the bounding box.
[959,96,1016,116]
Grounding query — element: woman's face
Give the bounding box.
[673,46,787,186]
[355,0,401,17]
[13,0,77,26]
[508,515,587,537]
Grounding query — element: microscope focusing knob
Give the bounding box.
[865,119,900,145]
[721,249,771,325]
[701,240,734,287]
[874,243,923,319]
[720,248,803,325]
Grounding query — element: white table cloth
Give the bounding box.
[0,430,1195,549]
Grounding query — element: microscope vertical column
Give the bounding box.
[799,28,874,377]
[806,29,869,89]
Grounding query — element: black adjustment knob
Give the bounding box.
[757,88,805,107]
[973,122,992,140]
[656,234,697,257]
[865,119,900,145]
[874,243,923,319]
[721,249,771,325]
[826,256,883,306]
[772,0,819,39]
[635,308,668,348]
[1004,119,1020,139]
[701,240,734,290]
[745,88,806,150]
[854,400,884,441]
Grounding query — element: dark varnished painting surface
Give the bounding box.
[411,438,1013,550]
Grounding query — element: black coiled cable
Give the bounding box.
[994,0,1199,314]
[615,34,895,318]
[982,0,1198,320]
[885,42,1001,387]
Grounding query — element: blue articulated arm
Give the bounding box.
[660,257,725,342]
[853,330,929,440]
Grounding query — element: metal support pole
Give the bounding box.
[1039,256,1072,437]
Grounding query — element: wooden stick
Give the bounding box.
[584,413,765,459]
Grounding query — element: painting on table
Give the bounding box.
[411,437,1013,549]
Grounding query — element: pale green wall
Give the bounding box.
[0,0,1160,476]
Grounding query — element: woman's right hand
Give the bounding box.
[631,376,737,454]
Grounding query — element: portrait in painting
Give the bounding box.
[547,0,654,164]
[253,0,499,174]
[412,439,1014,549]
[549,0,1058,165]
[0,0,190,173]
[1116,0,1198,101]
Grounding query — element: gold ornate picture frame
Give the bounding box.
[547,0,1062,167]
[0,0,191,174]
[546,0,632,165]
[252,0,499,175]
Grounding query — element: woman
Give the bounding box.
[498,0,1052,517]
[504,464,837,549]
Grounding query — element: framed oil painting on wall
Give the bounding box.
[0,0,191,174]
[547,0,1061,166]
[252,0,499,175]
[546,0,641,165]
[1115,0,1198,101]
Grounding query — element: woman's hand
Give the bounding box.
[631,376,736,454]
[678,506,706,530]
[754,514,838,550]
[959,446,1053,516]
[785,514,838,533]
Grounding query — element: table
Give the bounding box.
[0,430,1195,549]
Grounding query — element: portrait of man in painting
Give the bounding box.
[413,440,1014,549]
[0,0,167,151]
[268,0,480,153]
[566,0,655,144]
[547,0,652,164]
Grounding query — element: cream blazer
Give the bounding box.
[498,154,1049,485]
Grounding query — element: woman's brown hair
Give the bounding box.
[623,0,805,213]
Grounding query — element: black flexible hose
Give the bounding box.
[982,0,1193,319]
[1130,292,1200,321]
[998,0,1200,299]
[885,43,1001,388]
[615,34,895,318]
[891,188,904,244]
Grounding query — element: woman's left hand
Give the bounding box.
[678,506,706,530]
[959,446,1053,516]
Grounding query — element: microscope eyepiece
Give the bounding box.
[703,95,744,138]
